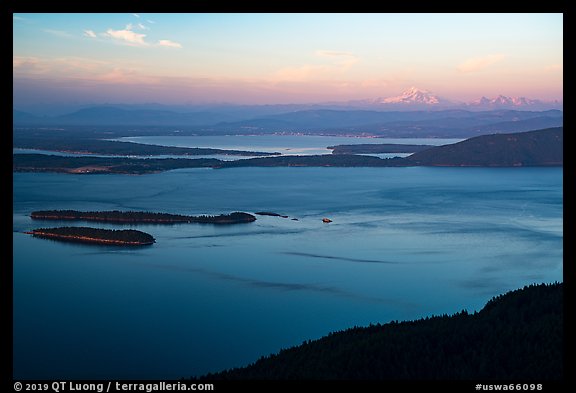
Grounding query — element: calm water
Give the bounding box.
[13,165,562,379]
[117,135,462,156]
[15,135,462,161]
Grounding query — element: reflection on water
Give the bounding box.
[13,166,562,379]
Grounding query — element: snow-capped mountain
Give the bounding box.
[367,88,561,111]
[375,87,448,105]
[467,95,559,110]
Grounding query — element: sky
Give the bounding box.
[13,13,563,109]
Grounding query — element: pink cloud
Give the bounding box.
[12,56,155,85]
[271,50,358,83]
[457,54,506,73]
[157,40,182,48]
[544,64,562,72]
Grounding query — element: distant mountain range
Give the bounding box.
[13,107,238,127]
[364,87,562,111]
[13,87,563,140]
[13,104,563,139]
[470,95,543,109]
[13,87,562,120]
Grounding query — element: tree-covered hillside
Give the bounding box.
[406,127,562,166]
[199,283,562,380]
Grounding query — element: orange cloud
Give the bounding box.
[12,55,157,85]
[158,40,182,49]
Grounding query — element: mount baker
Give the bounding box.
[369,87,561,111]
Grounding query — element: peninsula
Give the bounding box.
[26,227,155,246]
[31,210,257,224]
[13,154,220,174]
[328,143,433,155]
[14,137,279,158]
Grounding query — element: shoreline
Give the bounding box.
[26,229,155,246]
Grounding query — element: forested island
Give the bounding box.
[255,212,289,218]
[26,227,155,246]
[31,210,257,224]
[198,282,562,380]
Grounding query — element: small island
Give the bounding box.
[255,212,289,218]
[26,227,155,246]
[31,210,257,225]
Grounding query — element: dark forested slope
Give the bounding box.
[200,283,562,380]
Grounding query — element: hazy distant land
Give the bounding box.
[13,106,563,138]
[13,127,562,174]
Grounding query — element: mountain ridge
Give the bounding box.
[13,88,562,122]
[405,127,562,167]
[369,87,561,111]
[13,106,563,139]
